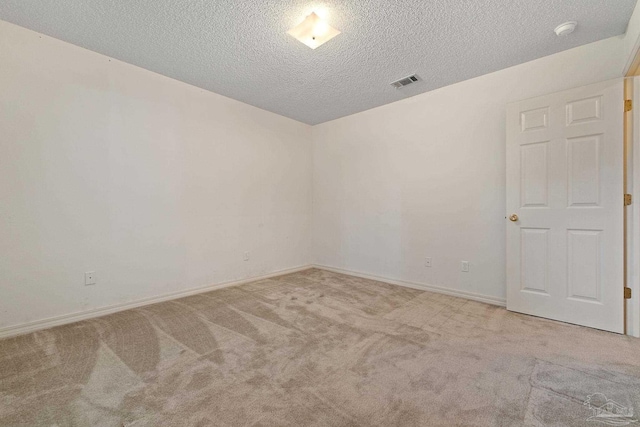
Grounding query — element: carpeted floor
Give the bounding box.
[1,268,640,426]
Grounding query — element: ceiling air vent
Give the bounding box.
[390,74,419,89]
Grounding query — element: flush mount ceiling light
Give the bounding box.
[287,12,341,49]
[554,21,577,36]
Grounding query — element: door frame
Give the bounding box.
[626,76,640,337]
[624,26,640,335]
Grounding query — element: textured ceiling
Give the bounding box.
[0,1,636,124]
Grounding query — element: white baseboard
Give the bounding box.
[0,263,505,340]
[313,264,506,307]
[0,265,313,339]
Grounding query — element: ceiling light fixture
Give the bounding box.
[554,21,577,36]
[287,12,341,49]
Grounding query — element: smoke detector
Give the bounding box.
[390,74,419,89]
[554,21,577,36]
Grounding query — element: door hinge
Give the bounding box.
[626,99,633,112]
[625,287,632,299]
[625,194,633,206]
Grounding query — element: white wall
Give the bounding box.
[624,0,640,74]
[0,20,312,331]
[0,15,635,334]
[312,36,626,301]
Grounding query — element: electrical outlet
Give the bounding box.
[425,257,432,267]
[85,271,96,285]
[243,252,250,261]
[461,261,469,273]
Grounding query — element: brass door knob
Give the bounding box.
[509,214,519,222]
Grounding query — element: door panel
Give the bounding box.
[567,135,600,206]
[521,143,549,207]
[520,228,549,294]
[506,79,624,333]
[567,229,601,302]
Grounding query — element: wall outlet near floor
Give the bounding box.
[243,252,250,261]
[425,257,432,267]
[85,271,96,285]
[461,261,470,273]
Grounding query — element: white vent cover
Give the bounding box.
[391,74,419,88]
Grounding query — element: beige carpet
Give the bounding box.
[1,268,640,426]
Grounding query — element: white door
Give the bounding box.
[506,79,624,333]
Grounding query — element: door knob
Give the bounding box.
[509,214,519,222]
